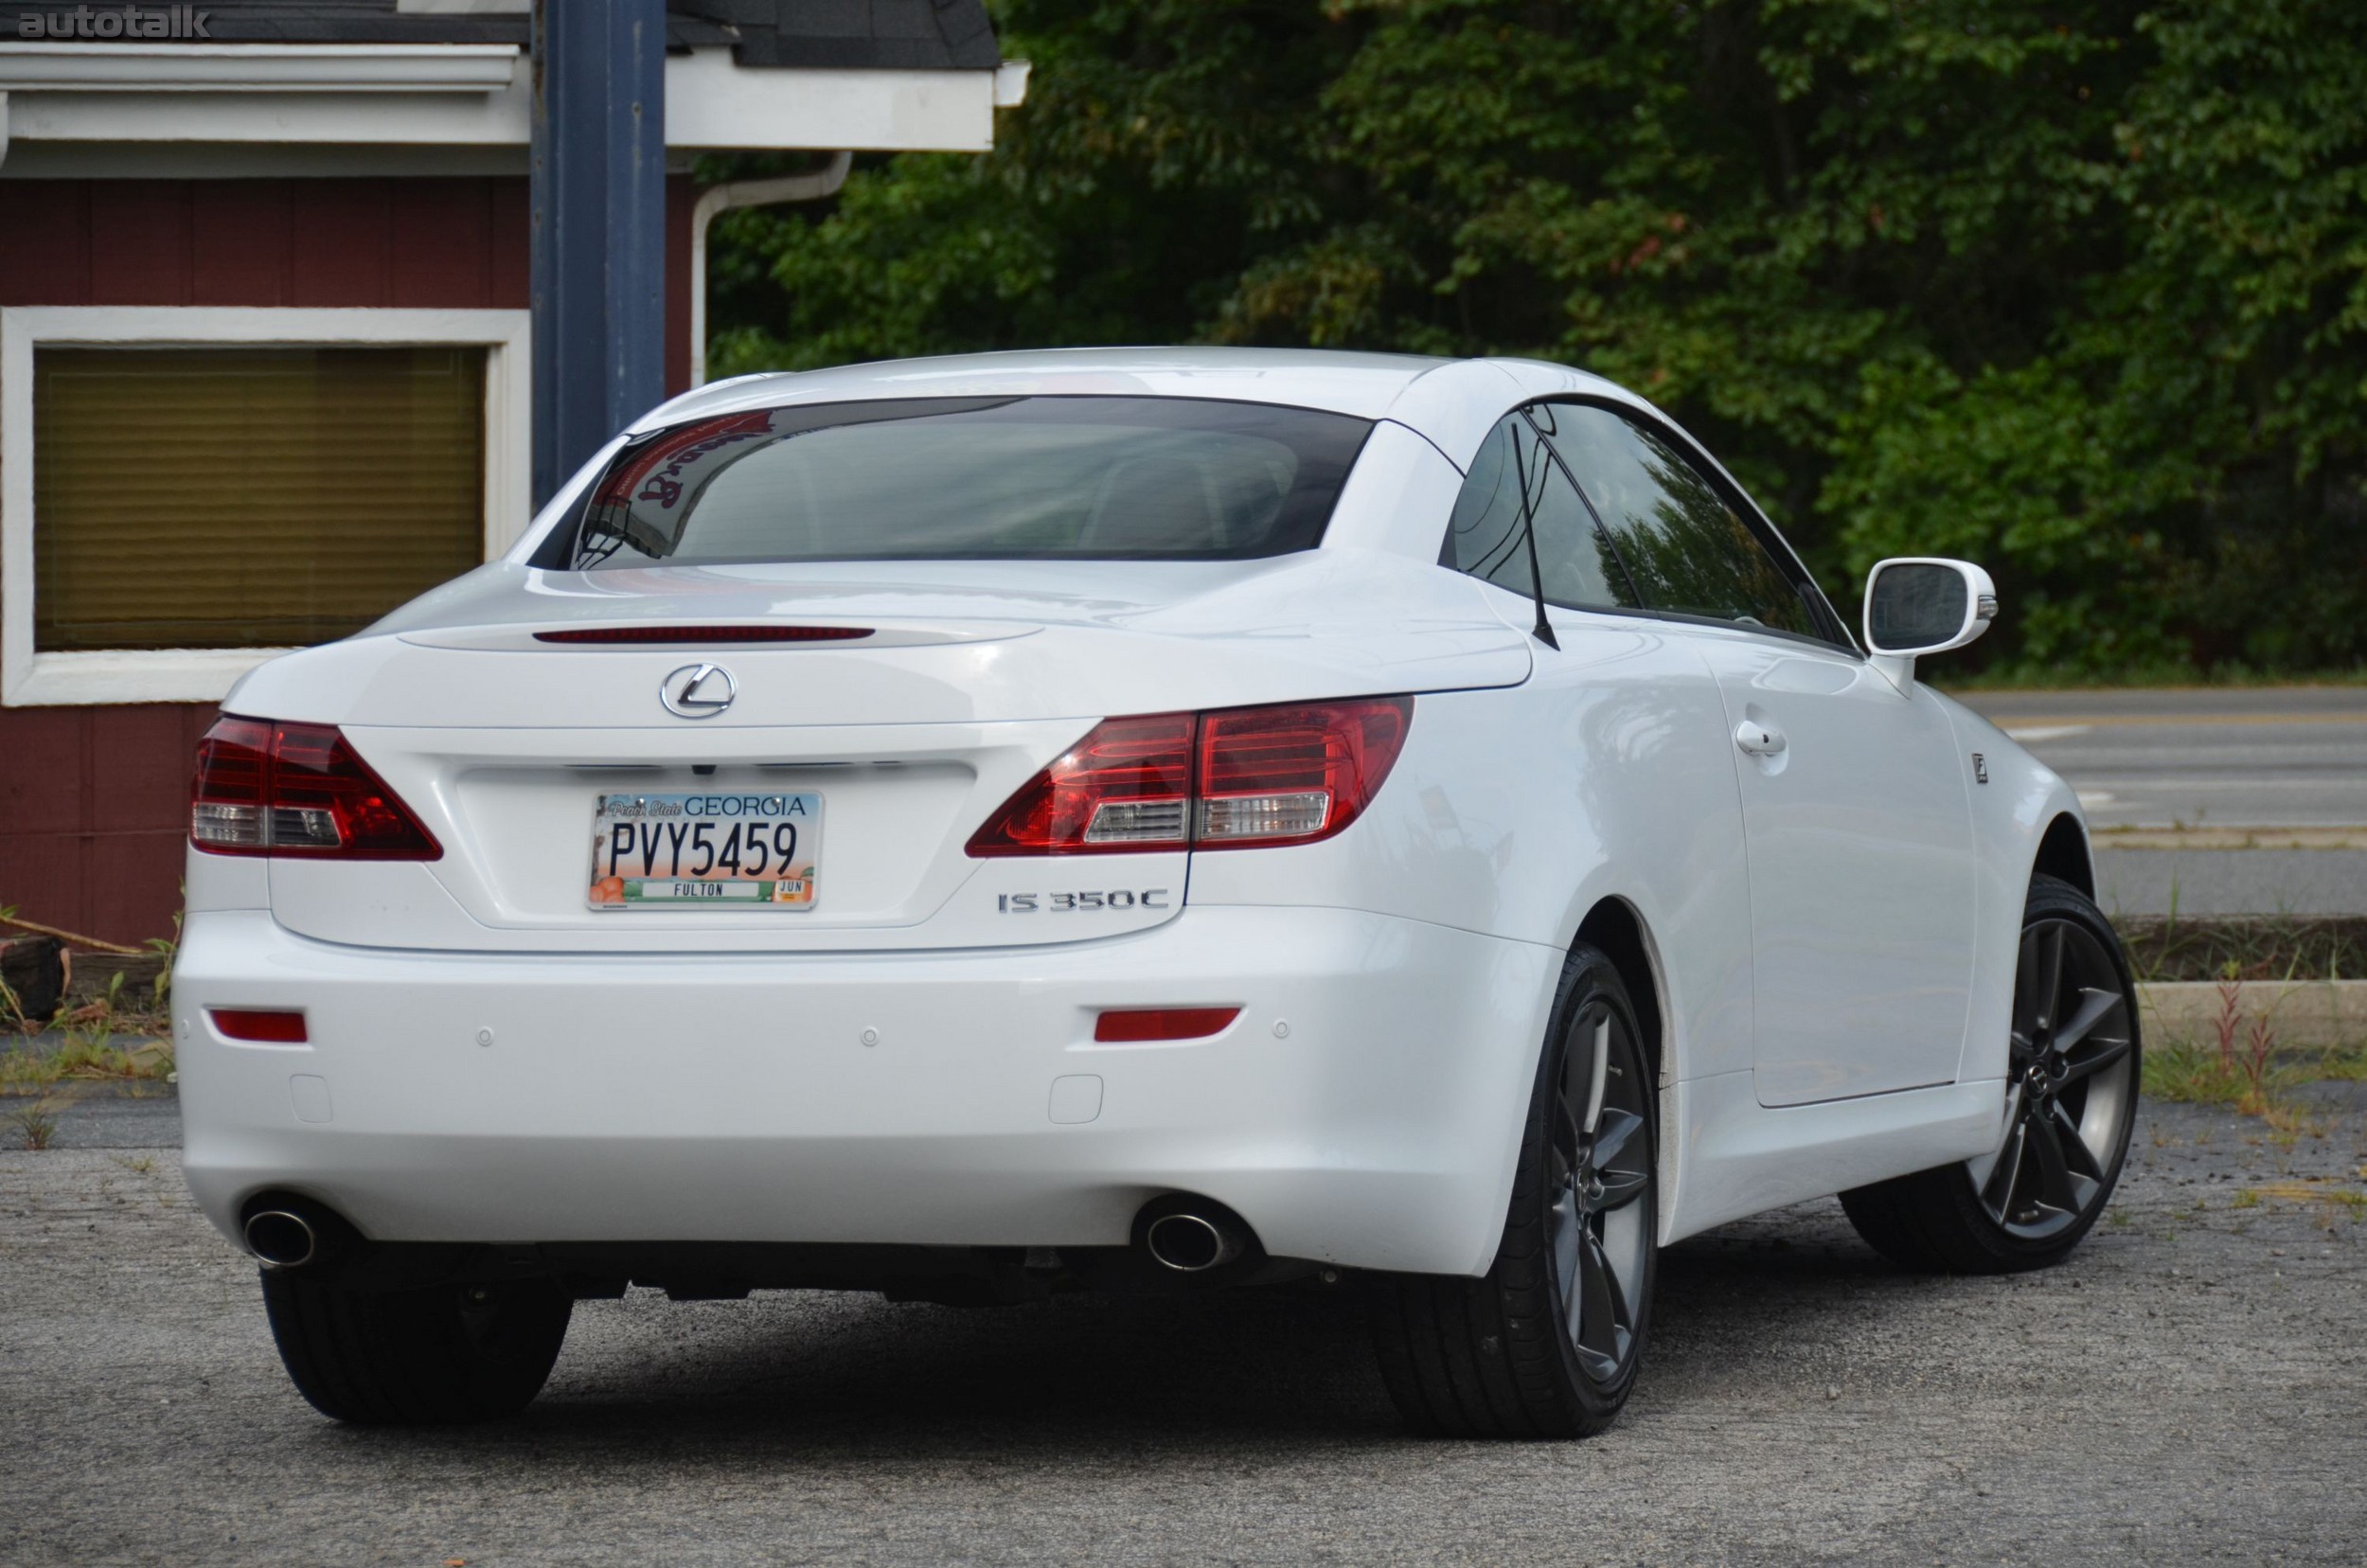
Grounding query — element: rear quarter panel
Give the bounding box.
[1185,618,1757,1089]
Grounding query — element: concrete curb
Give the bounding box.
[2138,979,2367,1050]
[2095,829,2367,850]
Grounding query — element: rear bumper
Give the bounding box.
[174,906,1556,1276]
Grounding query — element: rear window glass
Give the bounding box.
[558,396,1373,569]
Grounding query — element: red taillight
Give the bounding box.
[532,625,872,644]
[190,717,441,861]
[1197,698,1412,850]
[1094,1007,1241,1043]
[188,716,271,848]
[210,1008,309,1043]
[967,712,1196,856]
[965,696,1413,856]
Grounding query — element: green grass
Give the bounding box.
[0,1033,173,1096]
[2116,916,2367,984]
[2145,1043,2265,1110]
[2143,1042,2367,1101]
[1,944,177,1096]
[2144,1042,2365,1154]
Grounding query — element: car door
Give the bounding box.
[1537,402,1978,1107]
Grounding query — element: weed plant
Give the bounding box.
[2138,958,2364,1159]
[9,1098,60,1150]
[2117,915,2366,984]
[1,969,175,1096]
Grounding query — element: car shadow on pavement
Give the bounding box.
[303,1207,1907,1454]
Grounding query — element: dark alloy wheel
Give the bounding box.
[1374,944,1656,1437]
[1978,907,2138,1238]
[1842,873,2140,1273]
[1545,1000,1654,1384]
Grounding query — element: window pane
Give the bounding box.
[1442,414,1637,612]
[569,397,1370,569]
[1540,405,1817,637]
[32,347,485,651]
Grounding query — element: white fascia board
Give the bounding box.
[666,51,996,152]
[0,41,519,92]
[2,46,1003,151]
[7,77,535,144]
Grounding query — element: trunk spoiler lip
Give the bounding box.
[395,621,1043,653]
[531,625,878,647]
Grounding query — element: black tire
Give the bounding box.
[261,1271,572,1424]
[1372,943,1657,1438]
[1841,873,2141,1274]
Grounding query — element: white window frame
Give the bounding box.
[1,304,529,706]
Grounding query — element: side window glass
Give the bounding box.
[1442,413,1639,613]
[1541,405,1820,639]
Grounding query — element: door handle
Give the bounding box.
[1735,719,1788,757]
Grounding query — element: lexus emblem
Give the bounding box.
[660,662,737,720]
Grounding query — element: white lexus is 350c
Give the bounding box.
[176,348,2139,1435]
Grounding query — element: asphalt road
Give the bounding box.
[1956,686,2367,832]
[6,1086,2363,1566]
[1957,686,2367,916]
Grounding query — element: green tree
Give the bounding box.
[708,0,2367,678]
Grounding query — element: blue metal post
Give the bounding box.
[530,0,667,509]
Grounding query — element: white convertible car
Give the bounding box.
[176,348,2140,1435]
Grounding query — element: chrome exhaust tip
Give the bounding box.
[242,1208,320,1270]
[1143,1210,1244,1274]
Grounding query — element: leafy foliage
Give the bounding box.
[706,0,2367,676]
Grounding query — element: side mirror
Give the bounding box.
[1861,557,1997,690]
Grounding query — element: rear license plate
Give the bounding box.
[587,792,821,910]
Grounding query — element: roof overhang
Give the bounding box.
[0,41,1025,164]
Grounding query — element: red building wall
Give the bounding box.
[0,704,222,948]
[0,174,696,944]
[0,176,534,311]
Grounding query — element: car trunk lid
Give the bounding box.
[236,556,1529,953]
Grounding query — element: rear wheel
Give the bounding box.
[1372,944,1656,1437]
[261,1272,572,1424]
[1842,873,2140,1273]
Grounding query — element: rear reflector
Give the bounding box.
[211,1008,309,1043]
[191,717,441,860]
[533,625,872,644]
[966,696,1413,856]
[1094,1007,1241,1043]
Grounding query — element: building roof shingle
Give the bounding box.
[3,0,1002,68]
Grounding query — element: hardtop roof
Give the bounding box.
[632,347,1652,467]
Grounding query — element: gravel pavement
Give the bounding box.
[4,1087,2364,1567]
